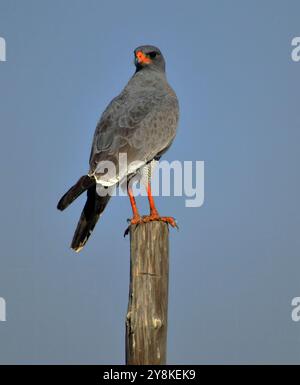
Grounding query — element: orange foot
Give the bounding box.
[141,214,178,229]
[124,214,178,237]
[130,214,143,225]
[124,215,142,237]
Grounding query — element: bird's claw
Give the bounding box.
[124,215,179,237]
[124,216,142,237]
[173,219,179,230]
[159,216,178,229]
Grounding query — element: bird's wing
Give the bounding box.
[89,91,178,186]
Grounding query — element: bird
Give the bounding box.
[57,45,179,252]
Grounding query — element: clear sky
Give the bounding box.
[0,0,300,364]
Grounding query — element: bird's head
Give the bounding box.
[134,45,165,72]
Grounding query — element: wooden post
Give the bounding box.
[126,221,169,365]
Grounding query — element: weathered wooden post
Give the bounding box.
[126,221,169,365]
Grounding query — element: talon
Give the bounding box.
[138,214,178,229]
[160,216,178,228]
[124,215,143,237]
[130,216,142,225]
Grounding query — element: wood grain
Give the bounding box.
[126,221,169,365]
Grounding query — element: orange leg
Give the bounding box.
[147,183,159,216]
[142,182,178,228]
[124,181,178,237]
[128,186,141,224]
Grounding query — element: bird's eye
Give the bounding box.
[148,51,158,59]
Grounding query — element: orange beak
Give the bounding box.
[135,51,151,65]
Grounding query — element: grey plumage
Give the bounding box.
[89,68,179,185]
[58,45,179,251]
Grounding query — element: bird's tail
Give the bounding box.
[57,175,95,211]
[57,175,111,252]
[70,186,111,252]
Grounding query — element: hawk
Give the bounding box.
[57,45,179,251]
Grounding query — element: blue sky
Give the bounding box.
[0,0,300,363]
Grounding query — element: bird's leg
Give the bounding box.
[143,180,178,229]
[147,182,159,217]
[128,186,142,225]
[125,170,178,237]
[124,185,143,237]
[147,163,159,217]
